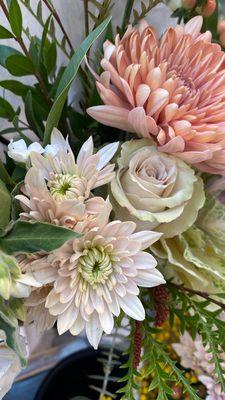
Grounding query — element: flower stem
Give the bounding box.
[169,282,225,310]
[83,0,89,37]
[42,0,74,53]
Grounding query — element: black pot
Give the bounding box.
[34,348,125,400]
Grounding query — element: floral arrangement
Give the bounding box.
[1,0,225,399]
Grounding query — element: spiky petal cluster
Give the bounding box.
[16,129,119,229]
[44,212,165,349]
[87,16,225,175]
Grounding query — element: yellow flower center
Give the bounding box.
[78,246,113,286]
[48,173,85,201]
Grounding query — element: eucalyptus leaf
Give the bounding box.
[0,179,11,230]
[6,54,35,76]
[9,0,22,38]
[43,16,111,146]
[0,221,81,254]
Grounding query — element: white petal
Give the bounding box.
[130,231,162,249]
[77,136,94,168]
[70,313,85,335]
[96,141,119,170]
[132,251,157,269]
[57,303,78,334]
[119,294,145,321]
[135,269,165,287]
[85,313,103,349]
[99,308,114,334]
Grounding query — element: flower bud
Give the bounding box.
[202,0,216,18]
[182,0,196,9]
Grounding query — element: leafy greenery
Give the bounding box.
[0,179,11,229]
[0,221,81,254]
[168,284,225,393]
[43,15,111,145]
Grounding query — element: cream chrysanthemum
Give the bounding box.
[30,129,119,202]
[45,210,165,349]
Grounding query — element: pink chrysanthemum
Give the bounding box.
[87,16,225,175]
[45,209,165,349]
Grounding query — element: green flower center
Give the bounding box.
[78,247,113,286]
[48,173,82,201]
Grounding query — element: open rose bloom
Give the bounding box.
[88,16,225,175]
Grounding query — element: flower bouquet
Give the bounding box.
[1,0,225,398]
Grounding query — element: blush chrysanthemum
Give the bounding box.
[45,216,165,349]
[87,16,225,175]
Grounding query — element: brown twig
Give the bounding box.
[169,282,225,310]
[42,0,74,52]
[83,0,89,37]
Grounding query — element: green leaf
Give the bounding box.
[0,97,16,120]
[0,299,27,367]
[0,251,20,300]
[0,80,32,96]
[0,179,11,229]
[0,159,15,187]
[9,297,25,321]
[39,14,52,64]
[44,41,57,74]
[9,0,23,38]
[43,16,111,146]
[24,91,43,138]
[6,54,35,76]
[0,221,81,254]
[0,25,14,39]
[0,45,20,68]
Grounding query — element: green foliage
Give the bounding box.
[0,179,11,230]
[117,321,141,400]
[0,45,19,68]
[6,54,35,76]
[0,298,27,367]
[43,16,111,145]
[9,0,22,38]
[168,283,225,392]
[0,97,16,120]
[143,321,201,400]
[0,220,81,254]
[0,251,20,300]
[0,25,14,39]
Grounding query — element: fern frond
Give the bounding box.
[143,322,201,400]
[168,284,225,393]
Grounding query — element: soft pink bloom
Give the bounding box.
[45,206,164,349]
[173,331,225,398]
[87,17,225,175]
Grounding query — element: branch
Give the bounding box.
[83,0,89,37]
[169,282,225,310]
[42,0,74,52]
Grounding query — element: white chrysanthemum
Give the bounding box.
[29,129,119,202]
[45,215,165,349]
